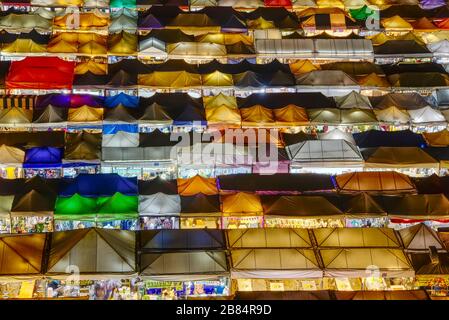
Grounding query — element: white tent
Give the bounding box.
[427,40,449,57]
[398,223,445,252]
[318,128,356,145]
[335,91,372,109]
[138,193,181,216]
[227,229,322,279]
[407,106,446,124]
[286,139,363,164]
[374,106,411,124]
[102,132,139,148]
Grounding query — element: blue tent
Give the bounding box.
[104,93,139,109]
[353,130,427,148]
[23,147,63,168]
[103,124,139,134]
[59,174,138,197]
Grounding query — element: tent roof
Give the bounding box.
[377,194,449,219]
[362,147,439,168]
[59,174,138,197]
[139,193,181,216]
[180,194,221,214]
[139,229,225,250]
[138,177,178,195]
[335,91,372,109]
[423,130,449,147]
[286,139,363,163]
[218,173,335,193]
[227,228,312,248]
[399,223,444,251]
[0,144,24,164]
[353,130,427,148]
[0,233,45,275]
[313,228,401,248]
[221,192,263,215]
[262,195,343,218]
[177,175,218,196]
[336,171,416,194]
[46,228,136,275]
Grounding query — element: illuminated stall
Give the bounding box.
[262,195,345,228]
[228,228,323,292]
[0,233,47,299]
[221,192,263,229]
[44,228,138,300]
[138,177,180,229]
[138,229,230,300]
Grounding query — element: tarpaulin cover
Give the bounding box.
[218,173,335,193]
[0,233,45,275]
[262,195,343,218]
[336,171,416,193]
[221,192,263,215]
[59,174,138,197]
[6,57,75,90]
[180,194,221,214]
[23,147,63,168]
[45,228,136,275]
[177,175,218,196]
[138,177,178,195]
[353,130,427,148]
[104,93,139,109]
[139,229,225,250]
[362,147,439,169]
[423,130,449,147]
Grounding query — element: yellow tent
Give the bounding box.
[138,71,202,88]
[240,105,275,127]
[368,33,394,46]
[381,16,413,31]
[274,104,309,126]
[167,42,227,58]
[247,17,276,29]
[317,0,345,8]
[0,107,32,125]
[196,33,253,46]
[335,171,415,193]
[221,192,263,215]
[47,39,78,53]
[54,12,109,31]
[374,106,410,124]
[422,130,449,147]
[358,73,391,87]
[201,71,234,87]
[0,144,24,164]
[177,175,218,196]
[290,60,320,75]
[419,31,449,44]
[108,32,137,55]
[1,39,46,54]
[75,60,108,75]
[298,7,345,17]
[203,93,238,109]
[68,105,104,123]
[78,40,107,55]
[206,105,242,128]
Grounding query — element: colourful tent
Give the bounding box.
[177,175,218,196]
[6,57,75,90]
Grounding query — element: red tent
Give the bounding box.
[264,0,292,7]
[6,57,75,90]
[435,18,449,29]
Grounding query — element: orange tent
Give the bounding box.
[240,105,275,127]
[422,130,449,147]
[274,104,309,126]
[177,175,218,196]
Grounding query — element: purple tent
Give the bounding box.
[23,147,63,168]
[420,0,446,9]
[59,173,138,197]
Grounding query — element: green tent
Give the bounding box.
[54,193,98,220]
[97,192,138,221]
[349,6,374,21]
[110,0,136,8]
